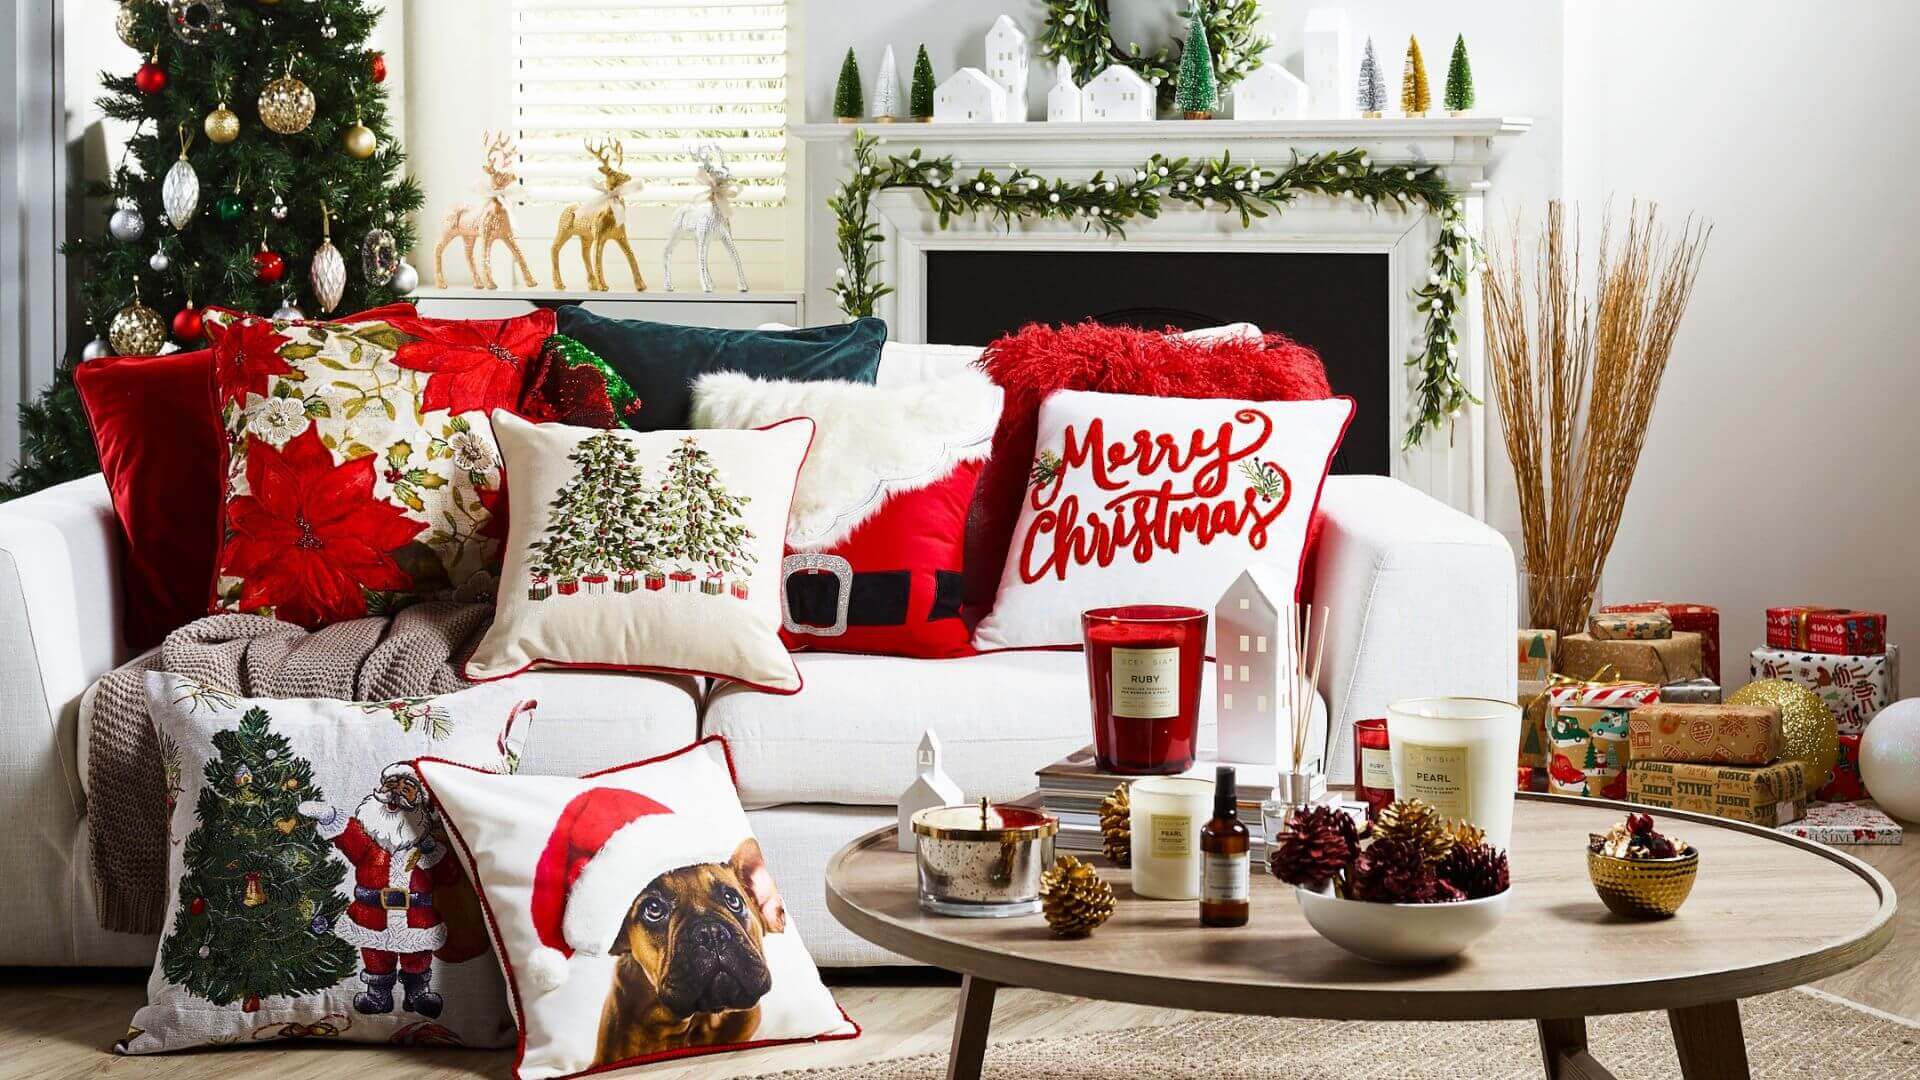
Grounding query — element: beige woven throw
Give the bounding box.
[86,602,491,934]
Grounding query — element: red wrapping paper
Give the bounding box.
[1603,602,1721,682]
[1817,734,1867,803]
[1765,606,1887,656]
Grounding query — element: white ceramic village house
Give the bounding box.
[1047,58,1082,122]
[984,14,1030,122]
[1081,64,1155,122]
[1233,62,1310,120]
[1303,7,1353,118]
[934,68,1009,124]
[1215,564,1325,769]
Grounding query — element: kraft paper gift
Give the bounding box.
[1627,703,1782,766]
[1766,606,1886,656]
[1603,602,1721,682]
[1560,632,1705,686]
[1518,629,1557,683]
[1546,706,1632,800]
[1627,760,1807,827]
[1749,645,1894,736]
[1589,611,1672,641]
[1519,679,1550,769]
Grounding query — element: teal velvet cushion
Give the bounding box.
[554,306,888,431]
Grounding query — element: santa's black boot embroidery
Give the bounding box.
[399,969,444,1018]
[354,971,397,1015]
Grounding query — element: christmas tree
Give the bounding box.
[1356,37,1387,117]
[1174,5,1217,118]
[910,45,937,121]
[2,0,421,500]
[834,48,864,122]
[1444,35,1475,114]
[160,706,356,1010]
[656,436,756,581]
[529,432,659,583]
[1401,35,1431,117]
[872,45,900,121]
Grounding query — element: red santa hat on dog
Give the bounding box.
[524,786,733,993]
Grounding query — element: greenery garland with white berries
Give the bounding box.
[828,131,1477,450]
[1039,0,1270,109]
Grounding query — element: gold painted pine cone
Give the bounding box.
[1098,783,1130,867]
[1040,854,1115,939]
[1370,799,1456,865]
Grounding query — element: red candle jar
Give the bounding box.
[1082,605,1207,775]
[1353,717,1394,820]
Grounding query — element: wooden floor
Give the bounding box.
[5,842,1917,1080]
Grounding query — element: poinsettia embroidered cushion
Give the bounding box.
[464,411,812,692]
[416,739,856,1080]
[691,370,1000,658]
[74,304,415,650]
[972,389,1354,651]
[206,307,553,627]
[118,671,535,1055]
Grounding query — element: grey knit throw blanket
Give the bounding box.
[87,602,491,935]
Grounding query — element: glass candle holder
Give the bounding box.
[1082,605,1208,775]
[1353,717,1394,820]
[1128,776,1214,900]
[1386,697,1524,850]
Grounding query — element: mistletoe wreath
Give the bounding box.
[1041,0,1271,108]
[828,131,1477,449]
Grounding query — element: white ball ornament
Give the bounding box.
[1861,700,1920,822]
[388,259,419,295]
[272,300,306,322]
[1157,166,1169,177]
[1049,193,1061,204]
[109,199,147,243]
[82,336,113,362]
[149,247,171,273]
[974,181,986,193]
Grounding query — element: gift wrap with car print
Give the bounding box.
[1544,680,1660,800]
[1750,645,1897,736]
[118,673,533,1054]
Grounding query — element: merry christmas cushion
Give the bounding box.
[416,739,857,1080]
[464,411,812,692]
[972,389,1354,651]
[206,306,553,628]
[690,369,1001,658]
[118,672,535,1055]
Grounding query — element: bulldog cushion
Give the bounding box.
[417,739,856,1079]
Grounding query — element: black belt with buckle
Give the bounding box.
[781,556,962,637]
[356,886,434,911]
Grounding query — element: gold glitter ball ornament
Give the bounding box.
[259,71,316,135]
[1728,679,1839,793]
[109,299,167,356]
[1098,783,1131,867]
[116,3,143,49]
[204,102,239,144]
[342,121,378,160]
[1040,854,1115,938]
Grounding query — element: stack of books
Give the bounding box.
[1031,746,1284,857]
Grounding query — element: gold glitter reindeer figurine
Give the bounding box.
[435,131,537,289]
[551,137,646,292]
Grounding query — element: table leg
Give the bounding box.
[946,974,999,1080]
[1668,1000,1751,1080]
[1536,1017,1617,1080]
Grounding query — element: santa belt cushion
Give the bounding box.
[782,560,965,636]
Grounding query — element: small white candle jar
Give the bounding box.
[1386,697,1523,850]
[1127,776,1215,900]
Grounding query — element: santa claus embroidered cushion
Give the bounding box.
[118,672,534,1055]
[206,307,555,627]
[690,369,1001,658]
[972,389,1354,650]
[416,738,856,1080]
[464,411,812,692]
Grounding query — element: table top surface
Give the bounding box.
[824,793,1896,1021]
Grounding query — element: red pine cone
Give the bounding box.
[1436,840,1510,900]
[1349,836,1460,904]
[1269,806,1356,890]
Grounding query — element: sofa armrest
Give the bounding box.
[1310,476,1517,783]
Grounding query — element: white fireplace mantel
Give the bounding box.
[792,116,1532,519]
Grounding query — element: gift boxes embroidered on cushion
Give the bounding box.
[1766,606,1886,656]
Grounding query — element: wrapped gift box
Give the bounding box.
[1519,679,1550,769]
[1660,677,1723,705]
[1603,602,1721,682]
[1776,801,1902,846]
[1560,631,1705,686]
[1627,760,1808,827]
[1628,702,1782,765]
[1749,646,1894,736]
[1546,706,1633,799]
[1589,611,1672,641]
[1518,629,1557,683]
[1817,734,1866,803]
[1766,606,1886,656]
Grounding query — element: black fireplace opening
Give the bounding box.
[924,250,1390,477]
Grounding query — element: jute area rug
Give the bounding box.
[762,989,1920,1079]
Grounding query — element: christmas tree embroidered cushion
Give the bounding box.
[690,370,1001,658]
[416,738,857,1080]
[205,306,554,628]
[465,411,812,692]
[118,671,535,1055]
[972,389,1355,650]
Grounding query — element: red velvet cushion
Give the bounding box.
[75,304,415,649]
[965,322,1333,613]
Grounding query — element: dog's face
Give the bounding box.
[609,838,786,1020]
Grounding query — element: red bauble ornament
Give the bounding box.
[370,52,388,83]
[135,61,168,95]
[242,993,261,1013]
[172,304,204,342]
[188,896,207,916]
[253,249,286,284]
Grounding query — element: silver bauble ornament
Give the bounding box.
[310,213,347,313]
[388,260,419,295]
[162,153,200,230]
[149,246,171,272]
[109,300,167,357]
[269,192,289,221]
[360,228,399,285]
[259,70,316,135]
[166,0,223,45]
[272,300,306,322]
[82,336,114,362]
[109,198,146,243]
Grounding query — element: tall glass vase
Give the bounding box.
[1519,565,1600,640]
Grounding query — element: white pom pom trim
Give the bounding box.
[526,947,571,994]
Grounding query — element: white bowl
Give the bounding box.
[1295,884,1510,965]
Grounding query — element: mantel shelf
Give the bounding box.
[792,116,1532,144]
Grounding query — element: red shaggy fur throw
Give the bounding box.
[964,321,1333,612]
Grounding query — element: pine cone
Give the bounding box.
[1436,840,1510,900]
[1450,820,1487,849]
[1349,836,1459,903]
[1370,799,1455,865]
[1040,854,1115,938]
[1098,784,1131,867]
[1269,805,1356,889]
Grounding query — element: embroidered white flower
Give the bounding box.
[448,430,496,473]
[245,396,310,447]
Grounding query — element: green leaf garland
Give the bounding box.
[1040,0,1270,109]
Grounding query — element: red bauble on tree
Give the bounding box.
[172,303,204,343]
[188,896,207,916]
[370,52,388,83]
[135,56,168,95]
[254,248,286,284]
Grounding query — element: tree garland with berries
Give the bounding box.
[1039,0,1269,110]
[829,131,1478,449]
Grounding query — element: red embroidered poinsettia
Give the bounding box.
[222,427,426,627]
[209,316,295,407]
[475,476,511,546]
[386,310,555,417]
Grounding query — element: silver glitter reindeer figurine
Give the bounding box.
[663,143,748,292]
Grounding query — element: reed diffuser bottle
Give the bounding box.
[1200,766,1250,927]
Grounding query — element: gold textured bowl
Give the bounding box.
[1587,847,1699,919]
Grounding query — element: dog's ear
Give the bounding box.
[729,838,786,934]
[608,894,643,956]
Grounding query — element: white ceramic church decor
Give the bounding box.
[1047,58,1083,122]
[985,14,1030,122]
[1215,566,1327,771]
[935,68,1010,123]
[898,729,965,852]
[1082,65,1155,122]
[1233,62,1310,120]
[1303,8,1353,118]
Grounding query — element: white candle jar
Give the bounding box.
[1385,697,1523,850]
[1127,776,1214,900]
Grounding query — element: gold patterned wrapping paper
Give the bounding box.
[1626,760,1807,827]
[1559,632,1704,686]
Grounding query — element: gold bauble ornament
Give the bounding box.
[1729,679,1839,792]
[204,102,240,144]
[109,299,167,356]
[1039,854,1115,938]
[259,67,317,135]
[116,3,143,49]
[342,121,378,160]
[1098,783,1131,867]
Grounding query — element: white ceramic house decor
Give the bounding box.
[898,730,965,851]
[934,68,1010,124]
[1215,566,1327,769]
[1303,8,1354,118]
[1047,58,1082,122]
[1233,62,1310,120]
[985,14,1030,122]
[1082,65,1155,122]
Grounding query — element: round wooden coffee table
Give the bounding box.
[825,792,1894,1080]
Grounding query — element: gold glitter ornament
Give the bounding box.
[1039,854,1115,938]
[1098,784,1131,867]
[116,3,144,49]
[204,101,239,144]
[109,278,167,356]
[342,117,378,160]
[1728,679,1839,793]
[259,62,317,135]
